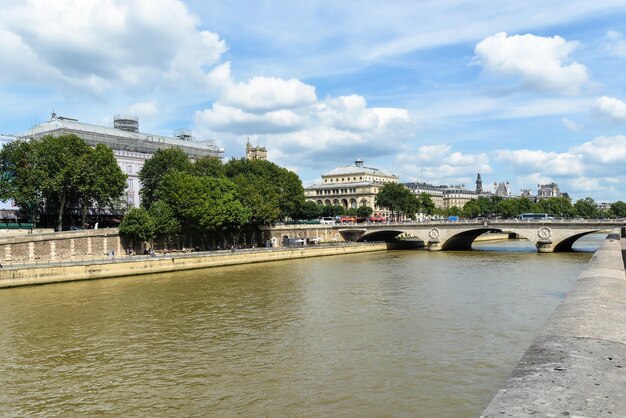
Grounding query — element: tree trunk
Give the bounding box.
[81,201,88,229]
[57,193,66,231]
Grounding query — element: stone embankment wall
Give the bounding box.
[0,243,387,289]
[481,234,626,417]
[264,224,344,246]
[0,229,122,263]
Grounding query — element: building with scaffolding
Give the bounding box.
[20,113,224,207]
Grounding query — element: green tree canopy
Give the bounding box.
[375,183,419,220]
[224,158,304,224]
[148,200,180,248]
[536,197,574,218]
[356,205,374,218]
[417,193,436,215]
[36,134,92,231]
[119,207,156,248]
[291,201,323,220]
[0,139,44,222]
[193,156,224,178]
[609,201,626,218]
[139,148,192,209]
[155,171,250,234]
[78,144,127,227]
[573,197,599,219]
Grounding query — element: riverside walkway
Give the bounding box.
[481,232,626,417]
[0,242,387,289]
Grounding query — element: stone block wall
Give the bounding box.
[0,229,123,264]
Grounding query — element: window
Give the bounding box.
[127,179,134,189]
[127,192,135,206]
[126,164,133,174]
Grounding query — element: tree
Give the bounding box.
[119,207,156,249]
[78,144,127,227]
[224,158,304,225]
[463,199,481,218]
[36,134,92,231]
[375,183,419,220]
[0,139,44,224]
[573,197,599,219]
[418,193,436,215]
[356,205,373,218]
[609,201,626,218]
[148,200,180,249]
[536,197,574,218]
[139,148,192,209]
[322,204,344,217]
[155,171,250,237]
[193,156,224,178]
[494,199,519,219]
[291,201,323,220]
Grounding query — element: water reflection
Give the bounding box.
[0,240,599,417]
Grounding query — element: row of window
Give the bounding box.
[315,188,359,195]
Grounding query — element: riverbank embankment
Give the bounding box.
[481,234,626,417]
[0,243,387,289]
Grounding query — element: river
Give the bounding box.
[0,235,605,417]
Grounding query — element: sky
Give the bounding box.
[1,0,626,202]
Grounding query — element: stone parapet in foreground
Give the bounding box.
[481,235,626,417]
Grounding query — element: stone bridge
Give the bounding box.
[335,220,624,253]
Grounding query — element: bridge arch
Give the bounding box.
[440,228,501,251]
[552,230,604,252]
[360,230,405,242]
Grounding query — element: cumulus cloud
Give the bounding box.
[395,146,491,185]
[474,32,588,94]
[495,149,583,176]
[492,134,626,198]
[594,96,626,122]
[0,0,227,94]
[604,31,626,58]
[195,66,413,167]
[571,135,626,165]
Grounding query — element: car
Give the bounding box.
[320,217,335,224]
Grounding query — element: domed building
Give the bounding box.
[304,160,399,215]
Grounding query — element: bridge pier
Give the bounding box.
[427,240,442,251]
[535,240,554,253]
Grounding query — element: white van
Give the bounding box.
[320,217,335,224]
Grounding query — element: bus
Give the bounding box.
[518,213,553,220]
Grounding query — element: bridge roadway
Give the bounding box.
[334,219,625,253]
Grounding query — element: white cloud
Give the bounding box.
[604,31,626,58]
[474,32,588,94]
[129,100,159,117]
[396,146,491,185]
[571,135,626,165]
[594,96,626,122]
[0,0,227,94]
[495,149,584,176]
[562,118,584,131]
[195,67,413,167]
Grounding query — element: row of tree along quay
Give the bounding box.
[450,195,626,220]
[0,134,127,231]
[120,147,306,251]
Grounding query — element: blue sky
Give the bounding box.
[1,0,626,201]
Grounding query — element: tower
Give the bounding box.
[475,173,483,194]
[245,138,267,161]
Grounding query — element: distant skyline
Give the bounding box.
[1,0,626,201]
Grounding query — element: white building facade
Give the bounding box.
[20,114,224,208]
